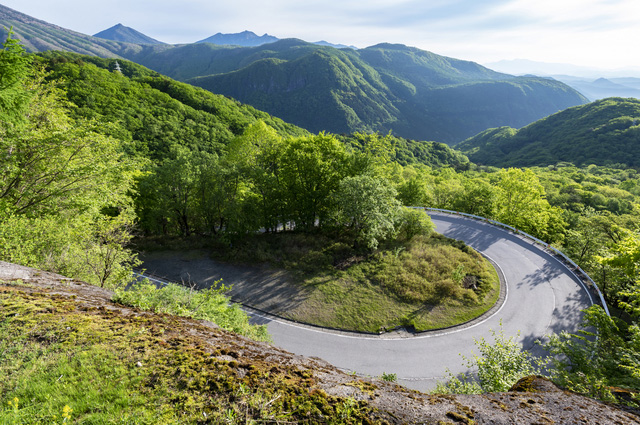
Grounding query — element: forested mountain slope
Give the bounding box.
[174,40,587,144]
[36,51,469,168]
[457,97,640,168]
[36,52,308,160]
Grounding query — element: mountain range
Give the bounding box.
[175,41,587,143]
[1,3,588,144]
[196,30,278,47]
[486,59,640,101]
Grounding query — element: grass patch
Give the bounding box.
[0,283,387,424]
[206,232,500,333]
[113,281,271,342]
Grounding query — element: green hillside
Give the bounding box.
[37,51,468,169]
[457,97,640,168]
[36,51,308,160]
[174,40,587,144]
[188,46,401,135]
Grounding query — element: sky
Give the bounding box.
[3,0,640,71]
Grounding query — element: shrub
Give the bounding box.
[395,207,435,241]
[113,280,270,342]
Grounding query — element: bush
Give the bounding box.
[435,323,545,393]
[113,281,270,342]
[395,207,435,241]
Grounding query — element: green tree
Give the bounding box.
[0,37,138,288]
[142,146,200,236]
[331,175,401,249]
[429,167,463,210]
[452,177,498,218]
[0,29,31,126]
[395,207,435,241]
[225,121,286,233]
[397,174,431,207]
[494,168,565,242]
[279,133,350,230]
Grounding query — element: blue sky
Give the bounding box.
[3,0,639,70]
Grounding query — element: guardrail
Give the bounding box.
[419,207,611,317]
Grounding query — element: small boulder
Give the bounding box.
[509,376,560,393]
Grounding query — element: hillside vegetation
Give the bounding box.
[179,41,587,143]
[37,51,308,160]
[458,97,640,167]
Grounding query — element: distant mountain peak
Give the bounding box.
[94,24,165,45]
[313,40,357,50]
[196,31,279,47]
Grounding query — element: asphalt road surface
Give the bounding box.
[248,211,595,392]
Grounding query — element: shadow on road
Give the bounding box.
[518,262,564,289]
[140,250,311,316]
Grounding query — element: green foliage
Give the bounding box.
[436,324,543,394]
[494,168,566,242]
[544,306,640,406]
[0,40,139,288]
[113,281,270,342]
[279,133,351,230]
[459,98,640,168]
[451,177,498,218]
[0,30,32,125]
[395,207,435,241]
[331,175,401,249]
[469,327,542,393]
[0,214,138,289]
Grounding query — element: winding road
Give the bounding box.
[246,211,595,392]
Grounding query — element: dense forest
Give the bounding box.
[458,97,640,167]
[180,40,586,143]
[0,34,639,407]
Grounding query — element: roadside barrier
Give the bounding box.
[419,207,610,316]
